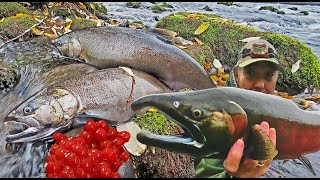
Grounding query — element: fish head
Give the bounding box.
[52,34,82,58]
[3,88,79,143]
[131,89,248,157]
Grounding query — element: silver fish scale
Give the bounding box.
[58,68,171,123]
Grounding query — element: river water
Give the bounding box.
[101,2,320,178]
[103,2,320,62]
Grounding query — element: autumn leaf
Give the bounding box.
[44,32,57,39]
[194,37,203,45]
[90,3,96,10]
[194,22,210,35]
[0,18,4,23]
[148,108,158,112]
[31,27,44,36]
[64,22,72,33]
[43,7,49,16]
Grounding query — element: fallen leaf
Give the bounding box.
[210,75,219,82]
[0,18,4,23]
[213,59,222,69]
[291,60,301,74]
[194,22,210,35]
[43,7,49,16]
[194,37,203,45]
[240,37,261,43]
[116,122,147,156]
[119,66,134,77]
[44,32,57,39]
[90,3,96,10]
[148,108,158,112]
[65,22,72,31]
[31,27,44,36]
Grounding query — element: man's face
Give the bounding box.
[234,61,279,94]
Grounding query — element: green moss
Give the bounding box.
[300,10,309,15]
[156,12,320,93]
[134,111,179,135]
[70,18,96,31]
[50,6,85,18]
[0,14,38,39]
[181,44,216,66]
[217,2,241,7]
[83,2,108,15]
[125,2,141,8]
[259,6,279,12]
[0,2,30,18]
[152,4,166,13]
[203,5,213,11]
[160,2,174,8]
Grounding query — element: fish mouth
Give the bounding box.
[131,93,207,152]
[4,114,60,143]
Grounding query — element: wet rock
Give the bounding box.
[217,2,241,7]
[288,7,298,11]
[277,11,286,14]
[151,5,166,13]
[153,16,160,21]
[203,5,213,11]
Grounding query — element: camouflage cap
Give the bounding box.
[236,39,283,72]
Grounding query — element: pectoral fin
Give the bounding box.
[244,124,278,161]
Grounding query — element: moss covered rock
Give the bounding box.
[0,61,19,92]
[152,5,167,13]
[125,2,141,8]
[0,14,38,40]
[259,6,279,12]
[0,2,30,18]
[70,18,97,31]
[83,2,108,16]
[156,12,320,94]
[300,10,309,15]
[160,2,174,9]
[217,2,241,7]
[203,5,213,11]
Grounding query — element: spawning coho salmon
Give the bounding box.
[3,67,172,143]
[52,26,216,91]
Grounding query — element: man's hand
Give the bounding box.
[223,121,276,178]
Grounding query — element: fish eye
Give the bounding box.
[56,41,63,46]
[173,101,179,108]
[192,109,202,118]
[23,107,33,115]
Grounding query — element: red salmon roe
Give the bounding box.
[45,120,131,178]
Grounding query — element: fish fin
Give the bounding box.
[298,156,317,176]
[244,124,278,161]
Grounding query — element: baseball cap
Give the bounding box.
[236,39,284,72]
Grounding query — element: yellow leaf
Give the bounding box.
[44,33,57,39]
[74,15,81,20]
[315,95,320,99]
[15,13,26,18]
[0,18,4,23]
[65,22,72,31]
[31,27,44,36]
[210,75,219,82]
[90,3,96,10]
[43,8,49,16]
[194,37,203,45]
[221,74,230,80]
[148,108,158,112]
[79,2,87,9]
[194,22,210,35]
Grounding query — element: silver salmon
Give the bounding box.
[52,26,216,91]
[3,67,172,143]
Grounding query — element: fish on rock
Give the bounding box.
[3,67,172,143]
[52,26,216,91]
